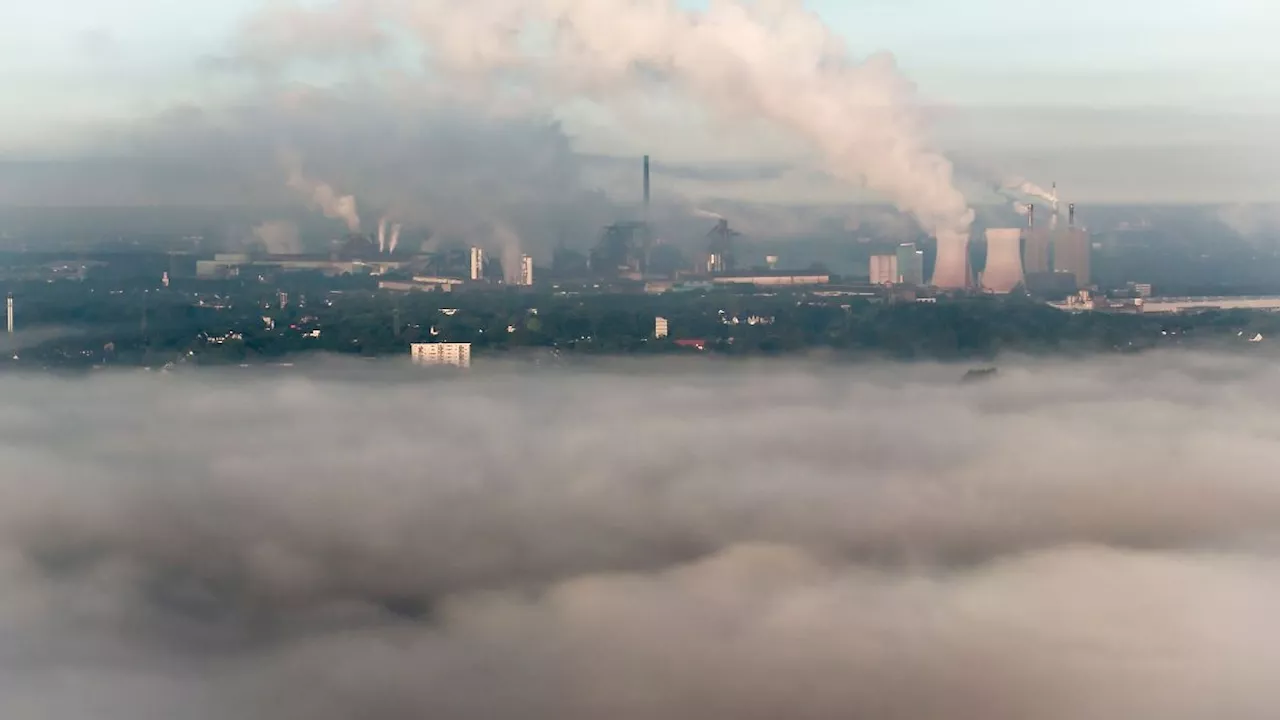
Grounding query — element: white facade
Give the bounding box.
[469,247,485,281]
[981,228,1025,294]
[869,254,898,285]
[411,342,472,368]
[710,274,829,287]
[519,255,534,286]
[655,316,669,339]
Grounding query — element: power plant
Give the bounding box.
[1054,202,1090,286]
[589,156,655,276]
[980,228,1025,294]
[705,218,740,274]
[931,236,972,290]
[1024,204,1051,274]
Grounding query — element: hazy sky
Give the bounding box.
[1,0,1278,204]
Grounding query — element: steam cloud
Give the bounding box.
[243,0,975,249]
[252,220,302,255]
[284,157,361,233]
[388,222,402,254]
[4,353,1280,718]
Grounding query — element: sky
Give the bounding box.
[0,0,1277,205]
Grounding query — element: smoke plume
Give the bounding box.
[388,222,402,254]
[251,220,302,254]
[242,0,975,249]
[1004,178,1060,210]
[282,153,361,233]
[4,353,1280,718]
[1217,203,1280,239]
[493,223,523,284]
[377,217,387,253]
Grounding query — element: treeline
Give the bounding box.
[5,276,1277,368]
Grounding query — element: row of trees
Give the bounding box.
[6,273,1277,368]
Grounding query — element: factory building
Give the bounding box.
[869,254,898,285]
[981,228,1025,294]
[1054,204,1090,287]
[710,271,830,287]
[896,243,925,286]
[1023,204,1051,274]
[410,342,471,368]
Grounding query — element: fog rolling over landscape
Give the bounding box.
[1,355,1279,718]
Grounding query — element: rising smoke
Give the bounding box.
[281,150,361,233]
[251,220,303,255]
[4,354,1280,718]
[241,0,975,248]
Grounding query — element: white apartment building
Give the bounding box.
[469,247,485,281]
[411,342,472,368]
[869,254,898,285]
[519,255,534,286]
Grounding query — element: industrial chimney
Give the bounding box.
[6,293,12,334]
[1068,203,1076,228]
[643,155,651,212]
[981,228,1025,294]
[1027,203,1035,229]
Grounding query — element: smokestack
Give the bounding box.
[1027,204,1035,229]
[643,155,650,213]
[1069,203,1076,228]
[5,293,11,334]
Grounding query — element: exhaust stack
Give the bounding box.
[643,155,651,212]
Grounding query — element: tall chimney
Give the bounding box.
[643,155,650,211]
[1027,203,1035,229]
[5,294,11,334]
[1068,203,1076,227]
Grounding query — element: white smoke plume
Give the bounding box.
[5,354,1280,718]
[282,151,361,233]
[1004,178,1061,213]
[1217,204,1280,238]
[252,220,302,254]
[388,222,402,254]
[1013,202,1031,216]
[243,0,975,251]
[493,222,523,283]
[693,207,725,221]
[377,217,387,253]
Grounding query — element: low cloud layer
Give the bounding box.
[3,353,1280,718]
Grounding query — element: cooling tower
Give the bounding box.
[981,228,1025,294]
[931,237,971,289]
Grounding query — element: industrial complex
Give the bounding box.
[167,155,1280,329]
